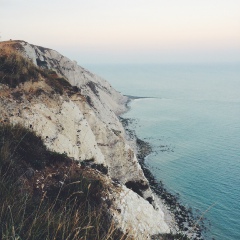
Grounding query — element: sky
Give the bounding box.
[0,0,240,64]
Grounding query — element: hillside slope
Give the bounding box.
[0,40,170,239]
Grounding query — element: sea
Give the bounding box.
[84,63,240,240]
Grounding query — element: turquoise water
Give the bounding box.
[85,64,240,240]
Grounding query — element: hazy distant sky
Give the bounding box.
[1,0,240,64]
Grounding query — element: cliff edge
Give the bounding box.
[0,40,170,239]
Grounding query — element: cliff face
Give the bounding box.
[0,40,170,238]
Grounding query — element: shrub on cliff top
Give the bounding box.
[0,46,40,87]
[0,43,80,96]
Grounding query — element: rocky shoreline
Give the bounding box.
[136,137,204,239]
[120,106,205,239]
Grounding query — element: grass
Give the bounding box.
[0,45,40,88]
[0,44,80,96]
[0,124,127,240]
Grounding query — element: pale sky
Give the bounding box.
[1,0,240,64]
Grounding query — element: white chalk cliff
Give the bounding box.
[0,40,170,239]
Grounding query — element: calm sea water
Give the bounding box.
[85,64,240,240]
